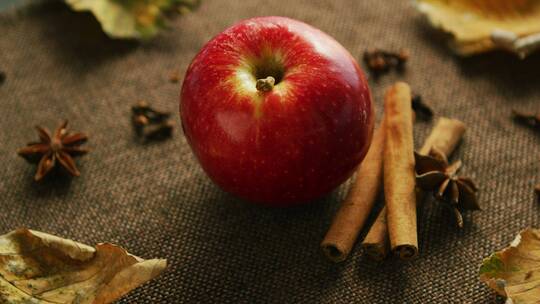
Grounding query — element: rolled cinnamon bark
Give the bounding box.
[321,121,385,262]
[361,117,466,260]
[361,207,389,261]
[383,82,418,260]
[418,117,466,155]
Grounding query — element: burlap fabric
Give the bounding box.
[1,1,539,303]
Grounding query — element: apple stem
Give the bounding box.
[256,76,275,92]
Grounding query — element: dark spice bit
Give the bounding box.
[415,148,480,228]
[411,94,433,121]
[363,48,409,77]
[0,71,5,86]
[131,101,173,142]
[145,121,174,141]
[17,121,88,181]
[512,109,540,131]
[494,294,506,304]
[169,70,180,83]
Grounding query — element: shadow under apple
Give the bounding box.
[164,181,348,302]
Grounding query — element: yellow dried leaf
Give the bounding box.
[65,0,200,39]
[0,228,166,304]
[415,0,540,57]
[479,228,540,303]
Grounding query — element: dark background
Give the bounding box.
[0,0,538,303]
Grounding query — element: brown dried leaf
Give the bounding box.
[480,228,540,303]
[0,228,166,304]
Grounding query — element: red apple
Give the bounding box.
[180,16,374,206]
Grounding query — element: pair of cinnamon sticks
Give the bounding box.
[321,82,466,262]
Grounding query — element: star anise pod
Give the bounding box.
[17,121,88,181]
[415,148,480,228]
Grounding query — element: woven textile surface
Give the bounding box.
[0,0,539,303]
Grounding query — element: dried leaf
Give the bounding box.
[480,228,540,303]
[65,0,200,40]
[415,0,540,57]
[0,228,166,304]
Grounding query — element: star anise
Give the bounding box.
[17,121,88,181]
[415,148,480,228]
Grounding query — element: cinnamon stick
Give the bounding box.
[361,207,389,261]
[321,121,385,262]
[361,117,466,260]
[383,82,417,260]
[418,117,466,155]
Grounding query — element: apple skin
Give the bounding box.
[180,16,374,206]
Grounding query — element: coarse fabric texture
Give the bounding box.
[0,1,539,303]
